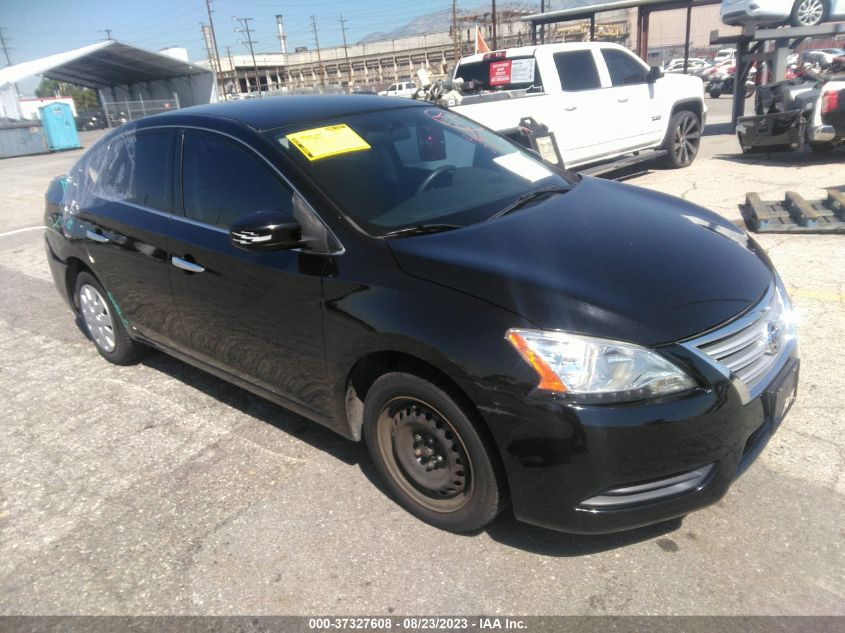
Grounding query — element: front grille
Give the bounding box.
[687,283,794,398]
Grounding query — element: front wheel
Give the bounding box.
[661,111,701,169]
[791,0,827,25]
[363,372,507,533]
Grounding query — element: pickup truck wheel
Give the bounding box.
[74,272,144,365]
[363,372,507,533]
[661,111,701,169]
[790,0,827,25]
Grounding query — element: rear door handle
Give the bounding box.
[171,256,205,273]
[85,229,109,243]
[617,97,629,103]
[564,105,577,111]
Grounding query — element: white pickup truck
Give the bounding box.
[450,42,707,170]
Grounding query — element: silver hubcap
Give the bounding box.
[796,0,824,24]
[673,115,700,166]
[78,284,116,353]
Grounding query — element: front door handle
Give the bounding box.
[171,256,205,273]
[85,229,109,243]
[617,97,629,103]
[564,105,577,111]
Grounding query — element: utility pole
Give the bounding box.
[339,15,353,90]
[225,45,235,97]
[233,16,261,97]
[310,16,324,89]
[491,0,497,50]
[204,0,223,96]
[102,29,113,41]
[451,0,460,67]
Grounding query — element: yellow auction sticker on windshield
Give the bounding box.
[285,124,370,161]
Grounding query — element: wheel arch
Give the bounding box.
[670,99,703,122]
[65,256,95,311]
[344,350,487,445]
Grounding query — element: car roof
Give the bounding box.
[136,94,422,132]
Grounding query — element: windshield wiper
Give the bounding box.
[382,223,462,239]
[487,185,570,221]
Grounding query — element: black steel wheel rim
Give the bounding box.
[376,397,473,512]
[673,114,700,165]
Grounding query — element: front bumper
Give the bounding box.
[479,349,798,534]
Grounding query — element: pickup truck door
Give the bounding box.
[549,49,617,166]
[598,48,663,148]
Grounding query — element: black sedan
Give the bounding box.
[44,96,798,534]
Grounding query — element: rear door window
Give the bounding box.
[97,130,174,212]
[553,50,601,92]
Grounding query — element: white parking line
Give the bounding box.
[0,226,45,238]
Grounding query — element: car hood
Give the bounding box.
[387,176,773,346]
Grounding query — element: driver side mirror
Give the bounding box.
[230,210,302,252]
[647,66,664,83]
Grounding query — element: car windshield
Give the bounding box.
[267,106,576,237]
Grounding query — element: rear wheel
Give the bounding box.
[661,110,701,169]
[790,0,827,25]
[74,272,144,365]
[363,372,506,532]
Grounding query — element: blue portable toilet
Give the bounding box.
[38,102,81,151]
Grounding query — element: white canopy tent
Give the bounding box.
[0,40,216,120]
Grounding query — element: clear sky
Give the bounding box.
[0,0,455,68]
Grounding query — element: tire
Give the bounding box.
[708,86,721,99]
[660,110,702,169]
[74,272,144,365]
[363,372,507,533]
[790,0,827,25]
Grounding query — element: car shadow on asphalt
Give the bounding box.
[714,145,845,167]
[140,350,684,556]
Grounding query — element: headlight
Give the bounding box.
[506,329,696,403]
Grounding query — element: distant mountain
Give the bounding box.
[359,2,537,42]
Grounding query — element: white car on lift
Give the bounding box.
[721,0,845,27]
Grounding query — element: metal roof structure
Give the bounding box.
[0,40,216,121]
[521,0,672,23]
[0,40,210,89]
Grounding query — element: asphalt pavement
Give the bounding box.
[0,117,842,616]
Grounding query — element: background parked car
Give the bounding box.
[802,48,845,69]
[663,58,711,74]
[377,81,417,98]
[74,111,107,131]
[721,0,845,27]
